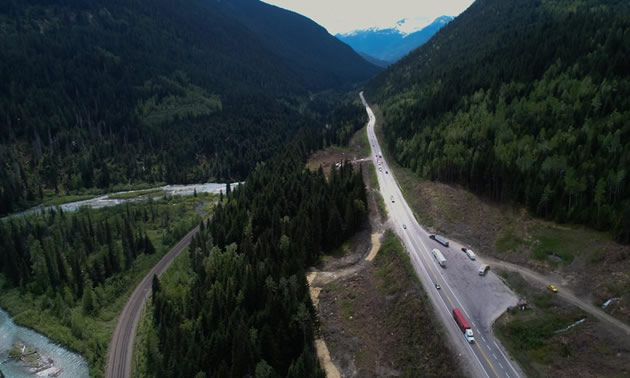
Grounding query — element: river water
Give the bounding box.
[3,182,233,220]
[0,182,233,377]
[0,309,89,377]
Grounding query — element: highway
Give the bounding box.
[360,92,523,378]
[105,225,200,378]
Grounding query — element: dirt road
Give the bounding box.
[105,225,200,378]
[486,257,630,335]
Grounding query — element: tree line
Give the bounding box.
[0,0,365,216]
[149,131,368,377]
[0,196,201,377]
[370,0,630,241]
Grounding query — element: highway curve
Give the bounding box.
[105,225,200,378]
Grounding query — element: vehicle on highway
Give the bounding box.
[461,248,476,260]
[453,308,475,343]
[435,283,441,290]
[429,234,449,247]
[478,264,490,276]
[547,284,559,293]
[432,248,447,267]
[403,224,407,229]
[390,195,395,203]
[385,170,388,174]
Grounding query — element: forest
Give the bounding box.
[369,0,630,241]
[0,0,374,216]
[147,130,368,377]
[0,194,206,377]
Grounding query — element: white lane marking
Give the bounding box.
[507,374,511,378]
[493,353,498,360]
[394,184,492,378]
[472,321,477,327]
[394,185,474,320]
[482,336,486,342]
[494,341,520,378]
[364,99,492,378]
[499,363,504,369]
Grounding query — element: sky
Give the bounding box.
[262,0,475,35]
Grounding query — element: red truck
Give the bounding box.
[453,308,475,343]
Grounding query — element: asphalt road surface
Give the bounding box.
[105,225,200,378]
[361,92,523,378]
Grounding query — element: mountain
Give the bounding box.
[337,16,453,63]
[217,0,381,90]
[359,52,391,68]
[368,0,630,241]
[0,0,377,215]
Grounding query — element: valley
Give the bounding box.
[1,0,629,377]
[367,95,630,376]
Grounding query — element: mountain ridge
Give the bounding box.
[336,16,454,63]
[0,0,377,215]
[218,0,381,90]
[368,0,630,242]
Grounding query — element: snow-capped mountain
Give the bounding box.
[337,16,454,64]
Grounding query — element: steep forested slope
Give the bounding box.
[369,0,630,241]
[0,0,376,215]
[218,0,380,90]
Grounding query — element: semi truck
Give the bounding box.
[429,234,449,247]
[432,248,446,267]
[461,248,476,260]
[453,308,475,343]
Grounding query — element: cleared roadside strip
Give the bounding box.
[375,122,496,378]
[363,91,521,378]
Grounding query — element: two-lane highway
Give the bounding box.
[360,92,523,378]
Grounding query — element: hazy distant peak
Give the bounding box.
[336,15,453,63]
[340,15,453,37]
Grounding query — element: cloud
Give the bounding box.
[262,0,475,34]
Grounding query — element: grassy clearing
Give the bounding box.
[530,224,609,265]
[358,125,370,158]
[367,162,387,218]
[496,308,587,373]
[496,226,527,253]
[367,161,379,191]
[494,269,630,377]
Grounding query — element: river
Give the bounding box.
[3,182,233,220]
[0,182,233,377]
[0,308,89,377]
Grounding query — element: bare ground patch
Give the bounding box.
[307,126,461,377]
[371,102,630,326]
[317,231,464,378]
